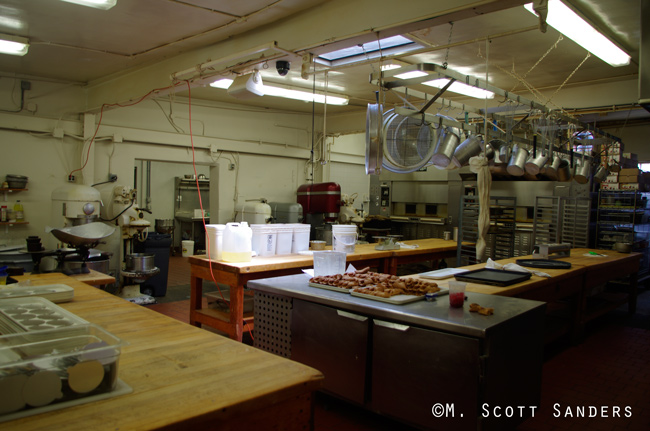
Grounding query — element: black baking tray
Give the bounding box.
[453,268,532,286]
[516,259,572,269]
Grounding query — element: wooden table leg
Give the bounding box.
[230,281,245,342]
[189,272,203,328]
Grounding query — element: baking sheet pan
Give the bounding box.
[308,282,351,293]
[419,268,469,280]
[453,268,532,286]
[350,291,424,304]
[515,259,572,269]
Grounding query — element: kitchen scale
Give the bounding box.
[373,235,402,250]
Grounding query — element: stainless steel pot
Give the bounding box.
[452,135,483,168]
[506,145,528,176]
[525,150,548,176]
[125,253,155,272]
[431,125,461,169]
[593,165,609,183]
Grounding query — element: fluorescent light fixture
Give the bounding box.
[423,78,495,99]
[524,0,630,67]
[210,79,233,89]
[0,33,28,56]
[381,64,402,71]
[394,70,428,80]
[210,79,348,105]
[60,0,117,10]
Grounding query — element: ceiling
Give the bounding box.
[0,0,646,129]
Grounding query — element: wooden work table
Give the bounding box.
[410,248,641,342]
[188,238,458,341]
[2,273,323,431]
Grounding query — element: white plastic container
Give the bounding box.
[181,240,194,257]
[251,224,277,257]
[332,224,357,254]
[235,202,272,224]
[288,223,310,253]
[274,224,294,255]
[222,222,252,262]
[313,251,346,277]
[205,224,225,261]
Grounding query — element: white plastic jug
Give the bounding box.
[222,222,253,262]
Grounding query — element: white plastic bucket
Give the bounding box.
[181,240,195,257]
[222,222,252,262]
[332,224,357,254]
[288,223,310,253]
[275,224,294,255]
[205,224,225,261]
[251,224,277,257]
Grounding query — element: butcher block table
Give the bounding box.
[188,247,393,341]
[410,248,641,342]
[385,238,458,274]
[1,272,323,431]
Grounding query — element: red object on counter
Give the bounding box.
[297,182,341,220]
[449,292,465,308]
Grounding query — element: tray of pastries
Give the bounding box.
[309,268,445,304]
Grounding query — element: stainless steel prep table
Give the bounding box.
[249,274,546,431]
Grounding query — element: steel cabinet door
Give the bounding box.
[371,320,480,431]
[291,299,369,404]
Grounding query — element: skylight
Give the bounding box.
[317,35,421,67]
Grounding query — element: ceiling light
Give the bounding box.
[60,0,117,10]
[394,70,428,80]
[210,79,233,89]
[0,34,28,56]
[263,85,348,105]
[524,0,630,67]
[381,64,402,71]
[210,79,348,105]
[423,78,495,99]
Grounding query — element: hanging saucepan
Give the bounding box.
[452,135,483,168]
[431,116,461,169]
[544,138,562,180]
[573,148,591,184]
[525,136,548,176]
[557,158,572,182]
[593,165,609,183]
[484,140,495,164]
[487,139,509,176]
[507,144,528,176]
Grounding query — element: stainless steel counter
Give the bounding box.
[249,274,546,430]
[248,273,545,338]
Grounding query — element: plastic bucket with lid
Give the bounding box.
[275,224,294,255]
[181,241,194,257]
[205,224,226,260]
[332,224,357,254]
[222,222,252,262]
[287,223,310,253]
[251,224,277,257]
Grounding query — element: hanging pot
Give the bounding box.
[431,125,461,169]
[506,144,528,176]
[525,150,548,176]
[556,158,572,182]
[573,148,591,184]
[452,135,483,168]
[593,165,609,183]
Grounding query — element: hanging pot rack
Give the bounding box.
[376,63,623,158]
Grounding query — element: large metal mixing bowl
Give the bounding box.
[48,222,116,247]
